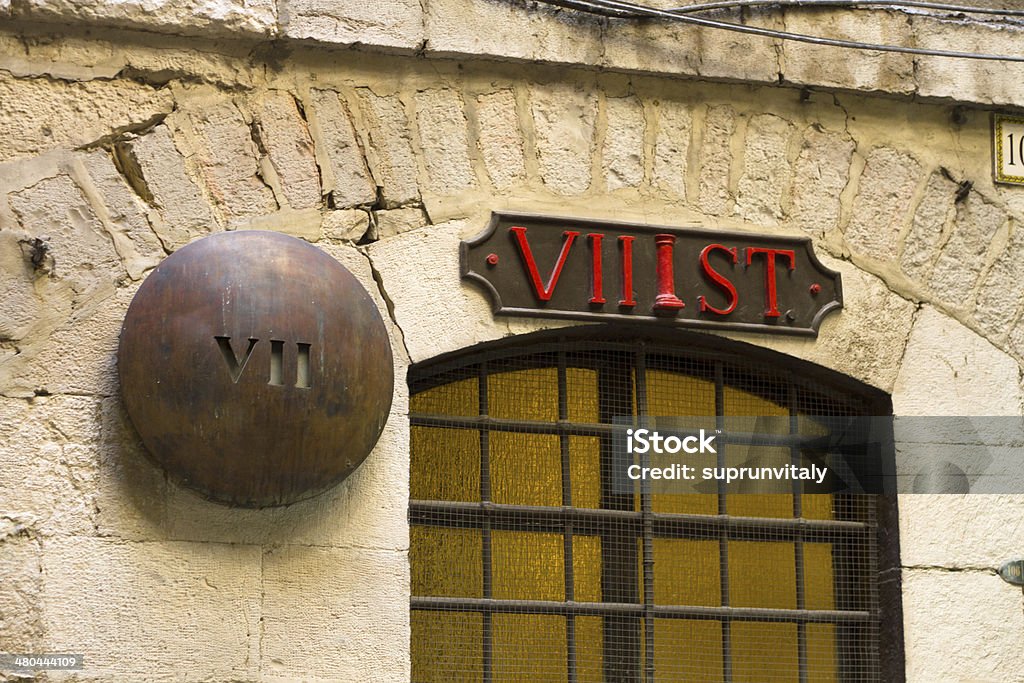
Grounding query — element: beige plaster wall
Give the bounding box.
[0,16,1023,682]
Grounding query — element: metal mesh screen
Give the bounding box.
[409,333,892,682]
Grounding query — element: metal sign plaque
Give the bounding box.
[993,114,1024,186]
[461,212,842,336]
[119,231,394,508]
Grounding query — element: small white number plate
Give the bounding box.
[994,114,1024,185]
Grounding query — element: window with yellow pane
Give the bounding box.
[409,330,901,682]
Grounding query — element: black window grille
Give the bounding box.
[409,328,901,682]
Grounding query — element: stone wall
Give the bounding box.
[0,11,1023,683]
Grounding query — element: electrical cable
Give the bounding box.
[668,0,1024,17]
[532,0,1024,61]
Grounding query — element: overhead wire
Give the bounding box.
[531,0,1024,61]
[668,0,1024,16]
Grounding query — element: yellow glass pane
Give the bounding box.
[573,535,602,602]
[731,622,798,683]
[490,432,561,506]
[566,367,599,423]
[654,619,722,681]
[492,531,564,601]
[802,493,834,520]
[729,541,796,609]
[488,368,559,421]
[411,377,478,416]
[646,369,716,417]
[492,614,566,682]
[724,385,788,422]
[652,491,718,515]
[728,493,793,518]
[410,426,480,502]
[804,542,836,611]
[569,436,601,509]
[650,539,721,607]
[807,623,838,681]
[410,526,482,598]
[411,610,482,683]
[576,616,604,683]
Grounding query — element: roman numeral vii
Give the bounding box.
[215,337,311,388]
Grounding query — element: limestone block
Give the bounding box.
[115,124,216,251]
[0,74,172,163]
[0,230,43,341]
[697,105,736,216]
[974,227,1024,337]
[282,0,423,51]
[893,306,1023,416]
[414,88,476,195]
[185,101,278,224]
[374,207,429,240]
[902,569,1024,681]
[844,146,921,261]
[355,89,419,208]
[602,96,645,192]
[426,0,603,65]
[927,193,1006,309]
[781,9,915,94]
[530,83,597,196]
[261,545,409,680]
[735,113,794,225]
[78,150,164,279]
[789,126,854,237]
[0,395,101,537]
[475,90,526,192]
[899,494,1024,567]
[306,89,376,209]
[899,171,957,283]
[367,221,495,363]
[41,538,261,680]
[256,91,322,210]
[9,174,125,300]
[10,0,276,37]
[914,17,1024,106]
[652,99,692,200]
[320,209,370,243]
[0,534,43,652]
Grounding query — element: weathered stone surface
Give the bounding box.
[602,96,645,192]
[9,174,125,299]
[184,101,278,224]
[782,9,915,94]
[914,17,1024,106]
[899,494,1024,567]
[256,91,321,210]
[282,0,423,50]
[789,126,854,237]
[735,113,794,225]
[0,230,43,341]
[355,89,419,208]
[475,90,526,191]
[115,124,216,251]
[307,89,376,209]
[414,88,475,195]
[697,105,736,216]
[899,171,957,283]
[927,193,1006,309]
[374,207,429,240]
[652,99,691,199]
[322,209,370,242]
[893,306,1023,416]
[0,74,172,163]
[902,569,1024,681]
[974,226,1024,337]
[262,545,409,680]
[844,147,921,261]
[0,533,43,652]
[78,150,164,279]
[530,83,597,196]
[426,0,602,65]
[10,0,276,37]
[42,537,261,679]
